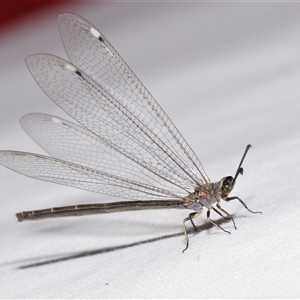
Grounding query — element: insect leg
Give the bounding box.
[182,210,202,253]
[226,196,262,214]
[207,209,231,234]
[215,203,237,229]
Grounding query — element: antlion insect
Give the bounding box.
[0,13,261,252]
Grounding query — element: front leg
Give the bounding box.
[226,196,262,214]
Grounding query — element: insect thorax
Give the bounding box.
[184,180,223,211]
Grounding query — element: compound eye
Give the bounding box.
[222,183,230,191]
[222,176,234,193]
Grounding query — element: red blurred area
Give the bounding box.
[0,1,63,31]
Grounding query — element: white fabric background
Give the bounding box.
[0,2,300,298]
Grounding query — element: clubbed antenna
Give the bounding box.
[233,144,252,184]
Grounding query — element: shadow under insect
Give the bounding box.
[17,215,235,269]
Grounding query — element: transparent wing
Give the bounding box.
[2,13,211,204]
[0,151,183,201]
[20,113,188,196]
[57,13,209,185]
[26,53,206,195]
